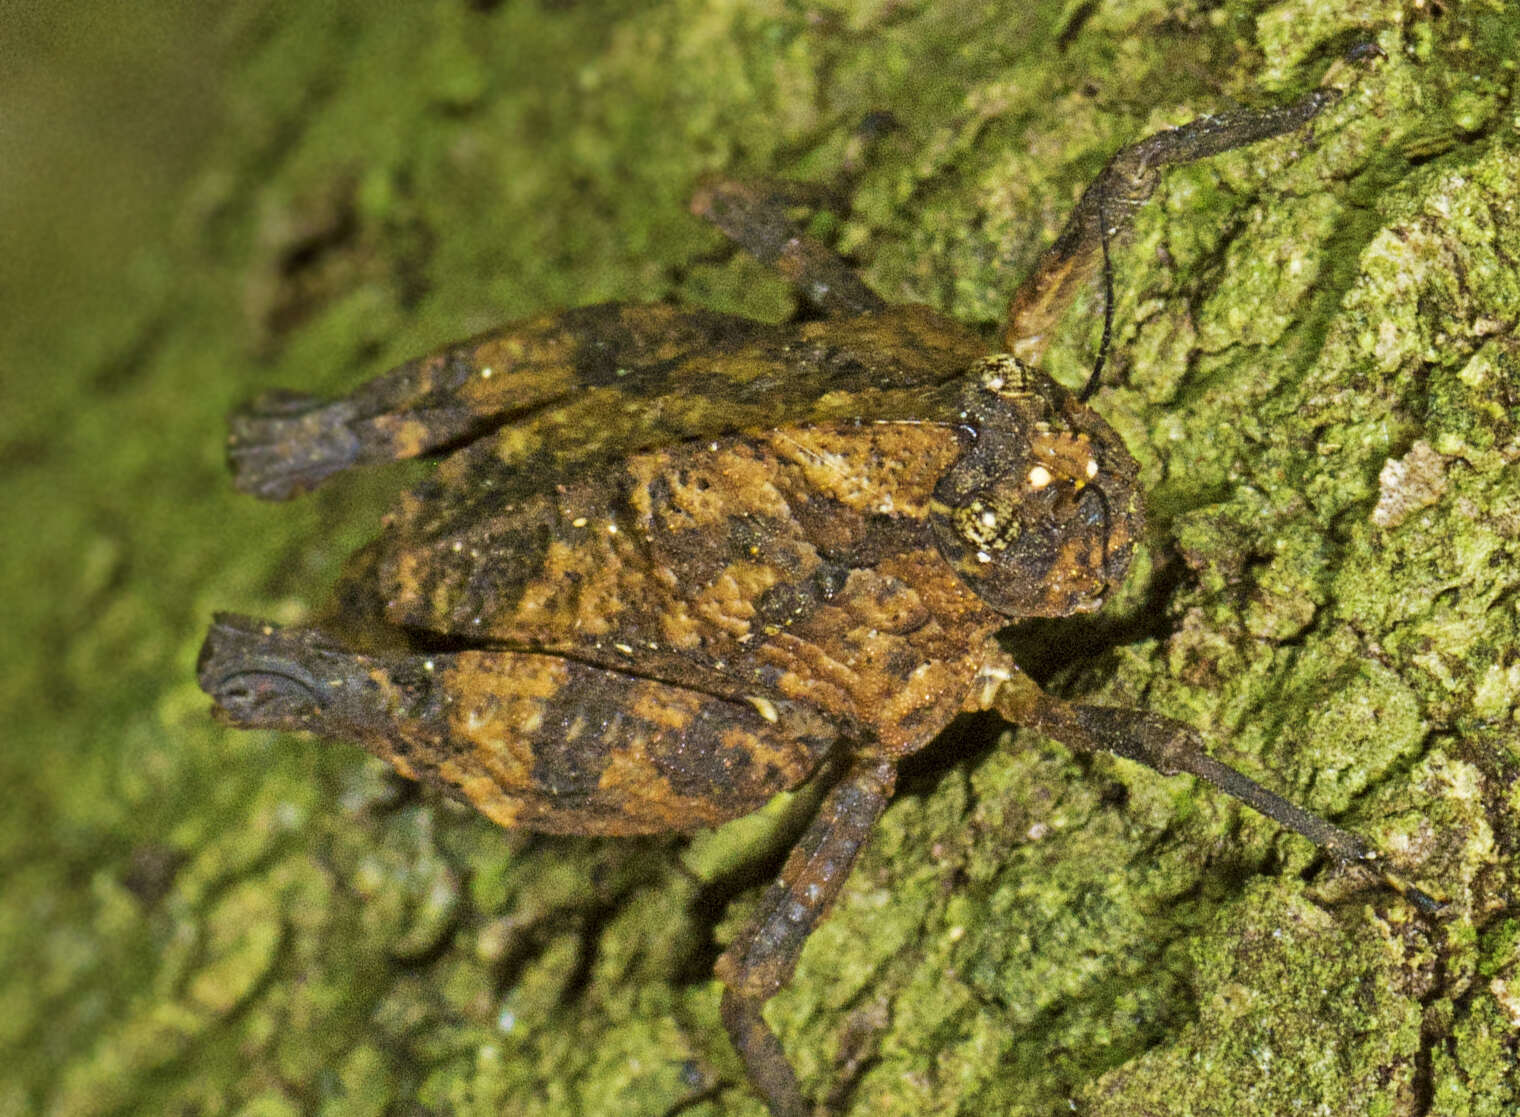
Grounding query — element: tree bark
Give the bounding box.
[5,1,1515,1114]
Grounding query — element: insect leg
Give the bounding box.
[690,176,887,318]
[1001,85,1338,364]
[224,322,567,500]
[225,302,761,500]
[715,757,897,1117]
[197,613,836,836]
[987,666,1441,914]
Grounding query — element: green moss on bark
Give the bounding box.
[4,1,1517,1114]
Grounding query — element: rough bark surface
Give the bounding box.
[4,2,1517,1114]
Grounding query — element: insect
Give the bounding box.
[198,72,1435,1116]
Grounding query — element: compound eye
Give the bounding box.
[953,495,1020,563]
[1077,484,1108,530]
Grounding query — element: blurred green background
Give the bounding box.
[4,2,1518,1114]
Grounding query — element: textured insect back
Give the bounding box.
[929,355,1144,617]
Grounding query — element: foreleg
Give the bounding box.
[1001,87,1337,364]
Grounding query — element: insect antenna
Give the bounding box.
[1084,481,1117,593]
[1078,195,1115,403]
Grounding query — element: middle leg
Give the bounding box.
[981,661,1440,914]
[715,756,898,1117]
[690,177,887,319]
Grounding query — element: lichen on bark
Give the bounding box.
[4,1,1517,1114]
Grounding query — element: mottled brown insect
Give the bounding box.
[199,78,1433,1116]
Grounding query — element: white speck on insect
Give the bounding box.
[1085,458,1099,479]
[480,367,494,379]
[980,510,998,528]
[1028,465,1053,489]
[571,516,588,528]
[747,695,780,723]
